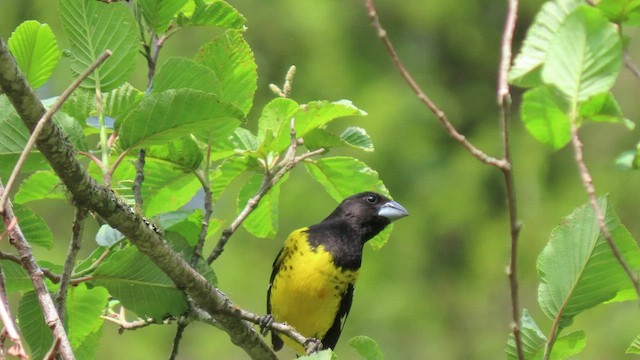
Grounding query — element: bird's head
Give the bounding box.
[330,192,409,242]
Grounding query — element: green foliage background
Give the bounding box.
[3,0,640,359]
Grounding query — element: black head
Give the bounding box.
[324,192,409,242]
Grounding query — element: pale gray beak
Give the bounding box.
[378,200,409,221]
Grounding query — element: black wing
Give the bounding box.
[267,247,285,351]
[321,283,355,350]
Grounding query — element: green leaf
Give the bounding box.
[597,0,640,24]
[177,0,246,29]
[52,111,88,151]
[145,136,204,172]
[349,335,384,360]
[104,83,144,128]
[66,284,108,348]
[304,126,374,152]
[73,327,102,360]
[152,57,221,95]
[627,334,640,354]
[93,245,188,319]
[257,97,299,149]
[537,196,640,330]
[210,156,251,201]
[15,171,65,204]
[304,157,388,202]
[520,86,571,149]
[117,88,241,151]
[18,291,52,360]
[579,92,634,129]
[7,20,61,88]
[509,0,581,87]
[0,204,53,249]
[238,173,288,238]
[0,96,50,175]
[298,350,338,360]
[109,156,202,217]
[0,260,31,293]
[550,331,586,359]
[541,5,622,104]
[61,88,95,125]
[156,209,222,246]
[59,0,138,91]
[195,30,257,115]
[506,309,546,360]
[95,224,125,247]
[274,100,367,153]
[138,0,188,34]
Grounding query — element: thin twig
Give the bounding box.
[169,323,187,360]
[569,118,640,297]
[193,168,213,263]
[56,207,88,319]
[0,262,28,359]
[133,148,146,213]
[0,50,112,214]
[623,52,640,81]
[207,119,324,264]
[497,1,524,359]
[0,182,75,359]
[364,0,507,170]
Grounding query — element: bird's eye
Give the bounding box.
[365,195,377,204]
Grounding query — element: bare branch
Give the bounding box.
[0,50,112,214]
[0,263,28,359]
[363,0,507,169]
[169,323,187,360]
[569,119,640,297]
[0,182,75,360]
[56,207,88,319]
[0,250,61,283]
[624,52,640,81]
[133,149,146,213]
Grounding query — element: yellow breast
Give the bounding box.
[270,229,359,353]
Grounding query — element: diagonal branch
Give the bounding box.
[0,260,28,359]
[0,36,280,360]
[0,182,75,360]
[364,0,508,170]
[56,207,88,319]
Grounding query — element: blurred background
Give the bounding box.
[3,0,640,359]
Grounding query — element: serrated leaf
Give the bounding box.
[256,97,299,149]
[304,126,374,153]
[138,0,188,34]
[73,327,102,360]
[104,83,144,128]
[542,5,622,104]
[579,92,633,129]
[195,30,257,115]
[509,0,581,87]
[238,173,288,238]
[61,88,95,125]
[18,291,51,360]
[550,331,586,359]
[349,335,384,360]
[109,156,202,217]
[506,309,546,360]
[93,246,188,319]
[520,86,571,149]
[0,96,50,175]
[0,204,53,249]
[152,57,221,95]
[627,334,640,354]
[59,0,138,91]
[52,111,88,151]
[8,20,61,88]
[177,0,246,29]
[0,260,31,293]
[228,127,259,151]
[304,157,387,202]
[15,171,65,204]
[273,100,367,153]
[210,156,251,201]
[145,136,204,171]
[66,284,108,348]
[340,127,374,151]
[117,88,241,151]
[537,196,640,330]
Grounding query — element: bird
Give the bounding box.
[266,191,409,354]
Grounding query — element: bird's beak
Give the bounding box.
[378,200,409,221]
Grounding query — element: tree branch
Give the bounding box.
[0,262,28,359]
[497,1,524,359]
[363,0,508,169]
[56,207,88,319]
[0,182,74,360]
[0,36,278,360]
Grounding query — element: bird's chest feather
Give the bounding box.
[270,236,359,337]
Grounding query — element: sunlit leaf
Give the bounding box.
[177,0,246,29]
[66,284,108,348]
[15,171,65,204]
[138,0,188,34]
[7,20,60,88]
[349,335,384,360]
[520,86,571,150]
[152,57,220,95]
[18,291,51,360]
[0,204,53,249]
[238,173,288,238]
